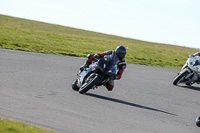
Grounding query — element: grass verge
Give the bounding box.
[0,118,55,133]
[0,14,199,69]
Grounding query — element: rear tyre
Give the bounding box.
[173,69,190,85]
[79,74,100,94]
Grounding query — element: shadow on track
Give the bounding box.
[180,85,200,91]
[86,93,177,116]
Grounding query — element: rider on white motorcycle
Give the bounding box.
[173,51,200,86]
[190,51,200,84]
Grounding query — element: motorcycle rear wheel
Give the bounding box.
[79,74,100,94]
[173,69,190,85]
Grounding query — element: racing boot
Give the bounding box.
[185,81,195,86]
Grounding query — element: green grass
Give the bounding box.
[0,117,55,133]
[0,14,199,69]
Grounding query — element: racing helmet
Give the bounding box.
[115,45,127,60]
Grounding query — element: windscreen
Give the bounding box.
[104,54,119,70]
[194,60,200,66]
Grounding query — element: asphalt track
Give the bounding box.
[0,49,199,133]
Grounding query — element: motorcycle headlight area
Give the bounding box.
[194,60,200,66]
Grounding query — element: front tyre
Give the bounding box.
[196,116,200,127]
[173,69,190,85]
[79,74,100,94]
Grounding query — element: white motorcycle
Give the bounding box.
[173,55,200,86]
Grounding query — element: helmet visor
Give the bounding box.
[116,52,125,60]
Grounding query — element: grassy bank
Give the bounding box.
[0,118,55,133]
[0,14,198,68]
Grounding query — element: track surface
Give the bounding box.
[0,49,199,133]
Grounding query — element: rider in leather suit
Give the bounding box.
[80,45,127,91]
[192,51,200,84]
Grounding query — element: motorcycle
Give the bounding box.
[173,55,200,86]
[72,54,118,94]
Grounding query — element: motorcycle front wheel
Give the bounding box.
[173,69,190,85]
[79,73,100,94]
